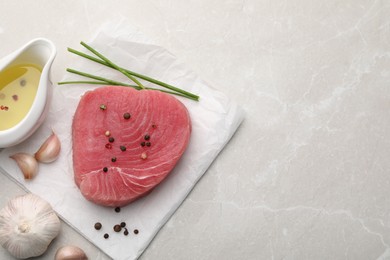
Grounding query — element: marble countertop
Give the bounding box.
[1,1,390,259]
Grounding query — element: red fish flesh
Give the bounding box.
[72,86,191,207]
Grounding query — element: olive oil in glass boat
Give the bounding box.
[0,38,56,148]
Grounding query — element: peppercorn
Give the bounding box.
[103,167,108,172]
[120,222,126,228]
[111,157,117,162]
[20,79,26,87]
[104,233,109,239]
[109,137,115,143]
[146,142,151,147]
[134,229,139,235]
[114,224,122,232]
[124,228,129,236]
[144,134,150,140]
[123,113,131,119]
[94,222,102,230]
[140,142,146,147]
[115,207,121,213]
[120,146,126,151]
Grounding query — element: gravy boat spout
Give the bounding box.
[0,38,56,148]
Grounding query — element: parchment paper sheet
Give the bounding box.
[0,20,244,260]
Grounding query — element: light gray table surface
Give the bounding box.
[1,1,390,259]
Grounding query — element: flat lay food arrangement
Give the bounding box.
[2,2,390,260]
[0,39,198,259]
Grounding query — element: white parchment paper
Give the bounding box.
[0,20,244,260]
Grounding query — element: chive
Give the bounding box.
[80,41,145,90]
[61,68,139,88]
[63,44,200,101]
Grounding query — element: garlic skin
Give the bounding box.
[9,153,39,179]
[0,193,61,259]
[55,245,88,260]
[35,130,61,163]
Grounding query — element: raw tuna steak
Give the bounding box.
[72,86,191,207]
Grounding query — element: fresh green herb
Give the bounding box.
[58,41,199,101]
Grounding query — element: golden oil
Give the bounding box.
[0,64,42,130]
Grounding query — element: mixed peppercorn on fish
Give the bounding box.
[72,86,191,207]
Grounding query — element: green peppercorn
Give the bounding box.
[20,79,26,87]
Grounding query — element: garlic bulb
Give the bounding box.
[35,130,61,163]
[0,193,61,259]
[55,245,88,260]
[9,153,39,180]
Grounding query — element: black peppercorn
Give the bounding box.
[146,142,151,147]
[114,224,122,232]
[123,113,131,119]
[124,228,129,236]
[103,167,108,172]
[144,134,150,140]
[109,137,115,143]
[104,233,109,239]
[134,229,139,235]
[120,146,126,151]
[120,222,126,227]
[94,222,102,230]
[141,142,146,147]
[115,207,121,213]
[111,157,117,162]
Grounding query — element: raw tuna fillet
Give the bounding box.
[72,86,191,207]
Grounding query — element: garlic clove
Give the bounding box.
[9,153,39,180]
[55,245,88,260]
[34,130,61,163]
